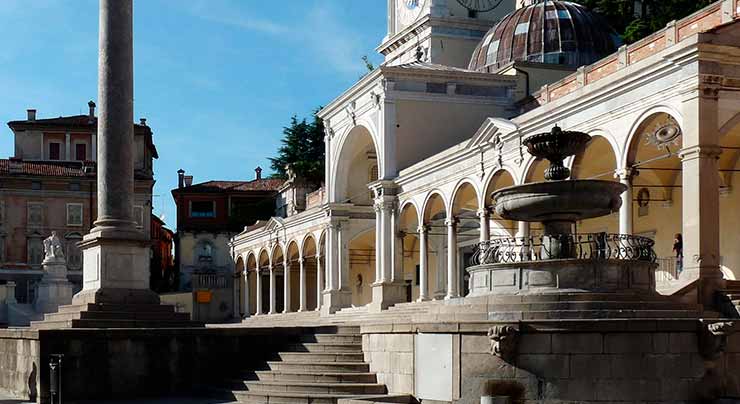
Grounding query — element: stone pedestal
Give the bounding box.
[321,289,352,316]
[368,282,407,313]
[72,232,159,306]
[34,259,74,314]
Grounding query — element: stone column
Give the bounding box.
[74,0,157,306]
[316,253,323,311]
[299,257,306,312]
[680,81,723,306]
[269,263,276,315]
[283,256,291,313]
[418,225,429,301]
[370,196,405,312]
[445,217,460,299]
[243,270,250,318]
[321,221,351,315]
[616,168,633,235]
[255,268,263,315]
[478,208,490,244]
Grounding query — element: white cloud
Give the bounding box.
[180,0,288,35]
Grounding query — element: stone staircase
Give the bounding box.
[213,326,389,403]
[30,302,201,329]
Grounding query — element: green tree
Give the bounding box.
[579,0,714,44]
[269,110,325,186]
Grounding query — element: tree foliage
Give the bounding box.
[578,0,714,43]
[269,110,325,186]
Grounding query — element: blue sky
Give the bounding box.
[0,0,386,230]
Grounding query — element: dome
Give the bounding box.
[469,1,622,72]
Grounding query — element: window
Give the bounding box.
[27,203,43,227]
[31,181,42,190]
[65,233,83,270]
[69,182,81,192]
[0,200,4,225]
[133,205,144,228]
[198,242,214,262]
[66,203,83,226]
[49,143,61,160]
[75,143,87,161]
[27,237,44,266]
[191,201,215,218]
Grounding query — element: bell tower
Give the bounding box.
[380,0,515,68]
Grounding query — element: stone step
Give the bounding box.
[286,343,362,353]
[57,303,177,313]
[251,371,377,384]
[227,389,382,404]
[266,361,370,373]
[243,381,386,395]
[277,352,364,363]
[42,309,191,322]
[31,318,200,329]
[426,301,700,313]
[302,335,363,345]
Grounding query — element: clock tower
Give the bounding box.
[381,0,515,68]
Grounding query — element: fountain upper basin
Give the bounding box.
[493,179,627,223]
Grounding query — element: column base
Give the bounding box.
[321,289,352,316]
[368,282,407,313]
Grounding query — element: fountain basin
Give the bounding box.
[467,259,657,297]
[493,180,626,223]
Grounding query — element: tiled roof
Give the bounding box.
[0,159,91,177]
[174,179,285,194]
[8,115,150,132]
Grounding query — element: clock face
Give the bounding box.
[397,0,426,29]
[455,0,504,12]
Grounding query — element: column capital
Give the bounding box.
[679,145,722,161]
[417,224,430,234]
[614,167,634,181]
[445,217,459,227]
[477,207,491,218]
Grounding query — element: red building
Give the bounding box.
[170,167,283,291]
[150,214,175,292]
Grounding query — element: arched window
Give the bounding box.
[65,233,83,270]
[198,241,214,263]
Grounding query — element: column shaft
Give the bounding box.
[617,169,633,235]
[478,209,490,244]
[283,258,290,313]
[243,270,250,318]
[418,226,428,301]
[96,0,135,230]
[269,265,276,314]
[316,254,323,310]
[255,269,263,315]
[299,258,307,312]
[446,218,459,299]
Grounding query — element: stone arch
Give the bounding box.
[245,252,258,315]
[235,256,246,317]
[571,134,619,180]
[482,166,518,206]
[450,179,482,217]
[422,191,449,224]
[285,240,301,312]
[301,233,320,311]
[399,200,421,301]
[622,106,684,168]
[332,124,381,205]
[348,227,376,307]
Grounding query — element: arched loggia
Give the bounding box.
[422,192,450,300]
[451,181,481,297]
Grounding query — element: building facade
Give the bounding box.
[171,168,283,293]
[0,103,158,303]
[230,0,740,318]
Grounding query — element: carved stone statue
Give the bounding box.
[43,232,65,263]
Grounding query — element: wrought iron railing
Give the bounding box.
[471,233,657,265]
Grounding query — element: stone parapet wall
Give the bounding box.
[362,333,414,394]
[361,320,740,403]
[0,330,39,401]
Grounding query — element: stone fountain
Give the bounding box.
[467,126,657,297]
